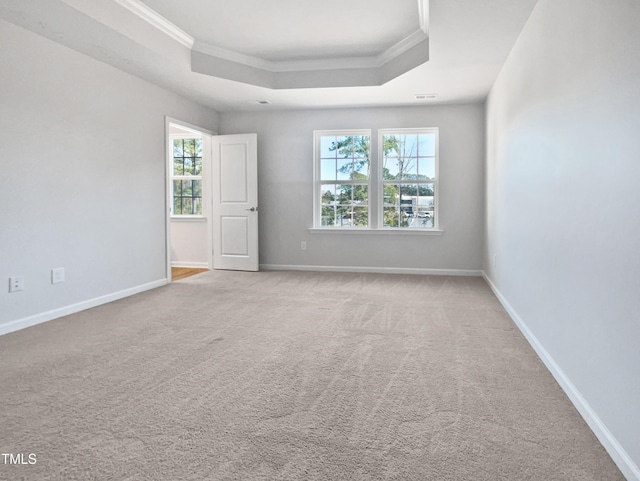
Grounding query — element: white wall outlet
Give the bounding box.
[301,241,307,251]
[51,267,65,284]
[9,276,24,293]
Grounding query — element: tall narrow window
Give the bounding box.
[172,137,203,216]
[380,129,438,229]
[315,131,371,228]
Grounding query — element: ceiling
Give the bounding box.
[143,0,420,62]
[0,0,539,112]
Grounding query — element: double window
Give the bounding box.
[171,136,203,216]
[314,128,439,230]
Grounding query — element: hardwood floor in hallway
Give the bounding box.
[171,267,209,281]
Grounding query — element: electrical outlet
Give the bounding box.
[9,276,24,293]
[51,267,65,284]
[301,241,307,251]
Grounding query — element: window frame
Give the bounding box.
[313,129,372,229]
[171,133,204,218]
[378,127,440,231]
[312,128,441,233]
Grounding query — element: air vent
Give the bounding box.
[415,94,437,100]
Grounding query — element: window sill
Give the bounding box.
[170,216,207,222]
[308,228,443,236]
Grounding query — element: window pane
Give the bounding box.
[182,197,193,215]
[400,184,418,197]
[336,185,351,205]
[193,197,202,215]
[336,136,354,156]
[173,158,184,176]
[399,158,417,179]
[173,180,182,196]
[193,180,202,197]
[418,157,435,180]
[195,139,202,157]
[383,157,400,179]
[336,205,351,226]
[399,134,418,158]
[173,197,182,215]
[352,184,368,206]
[183,139,195,156]
[321,159,336,181]
[194,157,202,175]
[383,135,400,157]
[382,184,399,206]
[337,159,352,180]
[353,136,369,158]
[321,205,335,226]
[417,184,435,216]
[353,206,368,227]
[321,136,337,158]
[173,139,184,157]
[321,185,336,204]
[183,157,194,175]
[383,206,400,227]
[353,158,369,179]
[418,133,436,157]
[182,180,193,196]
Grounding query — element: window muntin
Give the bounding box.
[380,129,438,229]
[316,132,370,228]
[172,137,203,216]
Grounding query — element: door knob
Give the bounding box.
[246,207,258,212]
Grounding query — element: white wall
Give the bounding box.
[170,219,209,268]
[485,1,640,479]
[220,104,485,273]
[0,20,219,332]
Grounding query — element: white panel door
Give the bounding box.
[212,134,258,271]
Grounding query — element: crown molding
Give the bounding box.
[418,0,430,35]
[193,27,427,74]
[115,0,429,87]
[112,0,194,48]
[378,29,428,66]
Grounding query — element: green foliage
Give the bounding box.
[329,136,370,177]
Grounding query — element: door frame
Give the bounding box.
[164,116,216,282]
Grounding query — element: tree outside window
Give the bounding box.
[172,137,203,216]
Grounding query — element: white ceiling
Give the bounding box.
[142,0,420,61]
[0,0,540,112]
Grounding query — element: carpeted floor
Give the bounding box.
[0,270,624,480]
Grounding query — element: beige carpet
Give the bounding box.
[0,270,623,480]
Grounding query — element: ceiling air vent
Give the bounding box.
[415,94,437,100]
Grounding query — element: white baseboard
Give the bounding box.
[261,264,482,276]
[171,261,209,268]
[482,272,640,481]
[0,279,168,337]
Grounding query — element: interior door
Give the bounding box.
[211,134,259,271]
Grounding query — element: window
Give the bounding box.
[313,128,439,231]
[315,131,370,227]
[380,129,438,229]
[172,136,203,216]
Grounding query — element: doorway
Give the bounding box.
[165,117,214,282]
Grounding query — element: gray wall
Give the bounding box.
[0,19,219,329]
[484,0,640,478]
[220,104,485,273]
